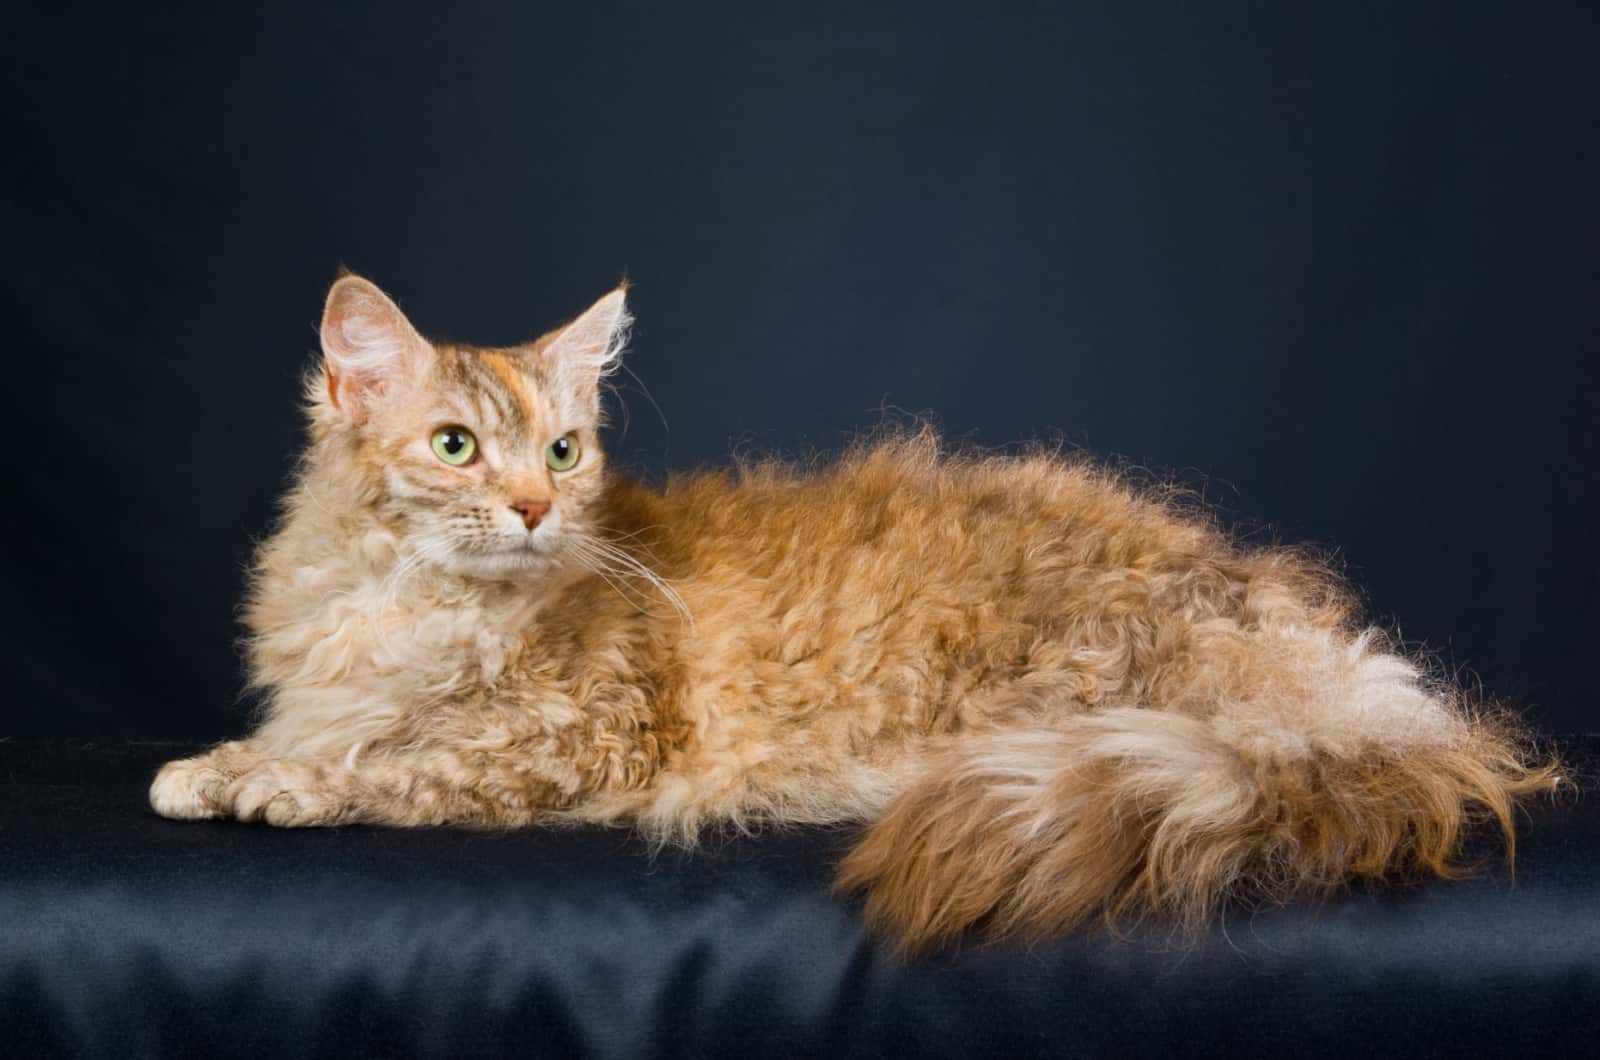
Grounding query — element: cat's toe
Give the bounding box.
[149,758,230,820]
[226,762,340,827]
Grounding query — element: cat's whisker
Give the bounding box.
[568,547,677,620]
[570,537,693,629]
[370,538,458,655]
[589,523,666,546]
[618,360,670,436]
[576,562,657,615]
[587,525,670,565]
[567,541,666,603]
[380,544,435,605]
[567,538,693,627]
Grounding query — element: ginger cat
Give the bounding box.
[150,274,1559,950]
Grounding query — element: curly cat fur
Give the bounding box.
[151,275,1561,951]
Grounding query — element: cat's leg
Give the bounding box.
[152,694,651,828]
[212,748,566,828]
[150,744,401,826]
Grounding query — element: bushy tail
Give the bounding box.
[837,637,1562,952]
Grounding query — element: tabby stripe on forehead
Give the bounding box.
[481,353,537,427]
[464,358,521,431]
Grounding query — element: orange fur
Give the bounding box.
[481,351,537,420]
[149,275,1563,952]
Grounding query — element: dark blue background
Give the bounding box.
[3,3,1595,739]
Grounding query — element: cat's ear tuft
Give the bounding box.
[542,286,632,412]
[319,274,430,423]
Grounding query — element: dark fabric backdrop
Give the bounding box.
[2,2,1595,741]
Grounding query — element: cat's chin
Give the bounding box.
[442,546,563,584]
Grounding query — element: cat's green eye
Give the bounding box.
[430,426,478,466]
[546,433,581,472]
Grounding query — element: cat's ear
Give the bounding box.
[542,285,631,415]
[320,273,431,423]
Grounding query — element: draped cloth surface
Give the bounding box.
[3,740,1596,1058]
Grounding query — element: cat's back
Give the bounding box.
[612,430,1229,634]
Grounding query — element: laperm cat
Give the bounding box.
[152,274,1561,950]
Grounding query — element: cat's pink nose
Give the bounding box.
[510,499,551,530]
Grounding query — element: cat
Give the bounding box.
[150,273,1561,951]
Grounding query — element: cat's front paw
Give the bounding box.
[149,756,233,820]
[225,760,346,827]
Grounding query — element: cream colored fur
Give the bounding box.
[150,275,1561,951]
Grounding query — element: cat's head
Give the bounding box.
[313,272,629,582]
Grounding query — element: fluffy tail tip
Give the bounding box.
[835,708,1563,954]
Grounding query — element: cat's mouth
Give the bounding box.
[478,536,557,559]
[474,530,570,566]
[443,541,562,582]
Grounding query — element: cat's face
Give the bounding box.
[316,274,629,582]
